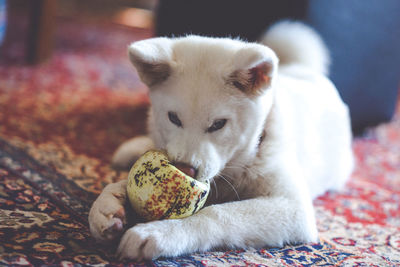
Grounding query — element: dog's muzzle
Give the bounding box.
[174,162,198,179]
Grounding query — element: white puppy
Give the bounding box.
[89,21,354,261]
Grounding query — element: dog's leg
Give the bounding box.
[111,135,154,170]
[116,192,318,260]
[89,179,128,242]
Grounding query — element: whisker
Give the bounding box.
[219,171,246,190]
[217,174,241,201]
[212,179,218,200]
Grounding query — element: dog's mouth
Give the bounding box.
[173,162,215,183]
[174,162,198,179]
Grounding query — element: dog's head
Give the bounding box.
[128,36,278,182]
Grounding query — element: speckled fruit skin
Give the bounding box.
[127,150,210,221]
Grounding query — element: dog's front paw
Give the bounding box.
[116,220,185,261]
[89,182,127,242]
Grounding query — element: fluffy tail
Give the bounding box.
[260,21,330,75]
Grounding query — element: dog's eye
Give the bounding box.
[168,112,183,127]
[207,119,227,133]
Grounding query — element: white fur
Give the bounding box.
[89,21,354,260]
[261,21,330,75]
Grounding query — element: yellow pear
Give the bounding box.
[127,150,210,221]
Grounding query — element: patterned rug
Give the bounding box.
[0,19,399,266]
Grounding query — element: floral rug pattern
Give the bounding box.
[0,19,399,266]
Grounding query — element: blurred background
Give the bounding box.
[0,0,399,134]
[0,0,157,63]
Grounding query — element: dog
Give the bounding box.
[88,21,354,261]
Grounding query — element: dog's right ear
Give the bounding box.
[128,38,173,87]
[228,45,278,96]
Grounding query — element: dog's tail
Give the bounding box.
[260,21,330,75]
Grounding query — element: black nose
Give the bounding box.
[174,162,197,178]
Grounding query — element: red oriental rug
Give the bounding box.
[0,19,399,266]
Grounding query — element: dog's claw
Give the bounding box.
[103,217,124,240]
[114,207,126,220]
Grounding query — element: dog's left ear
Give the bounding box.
[128,38,173,87]
[228,45,278,95]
